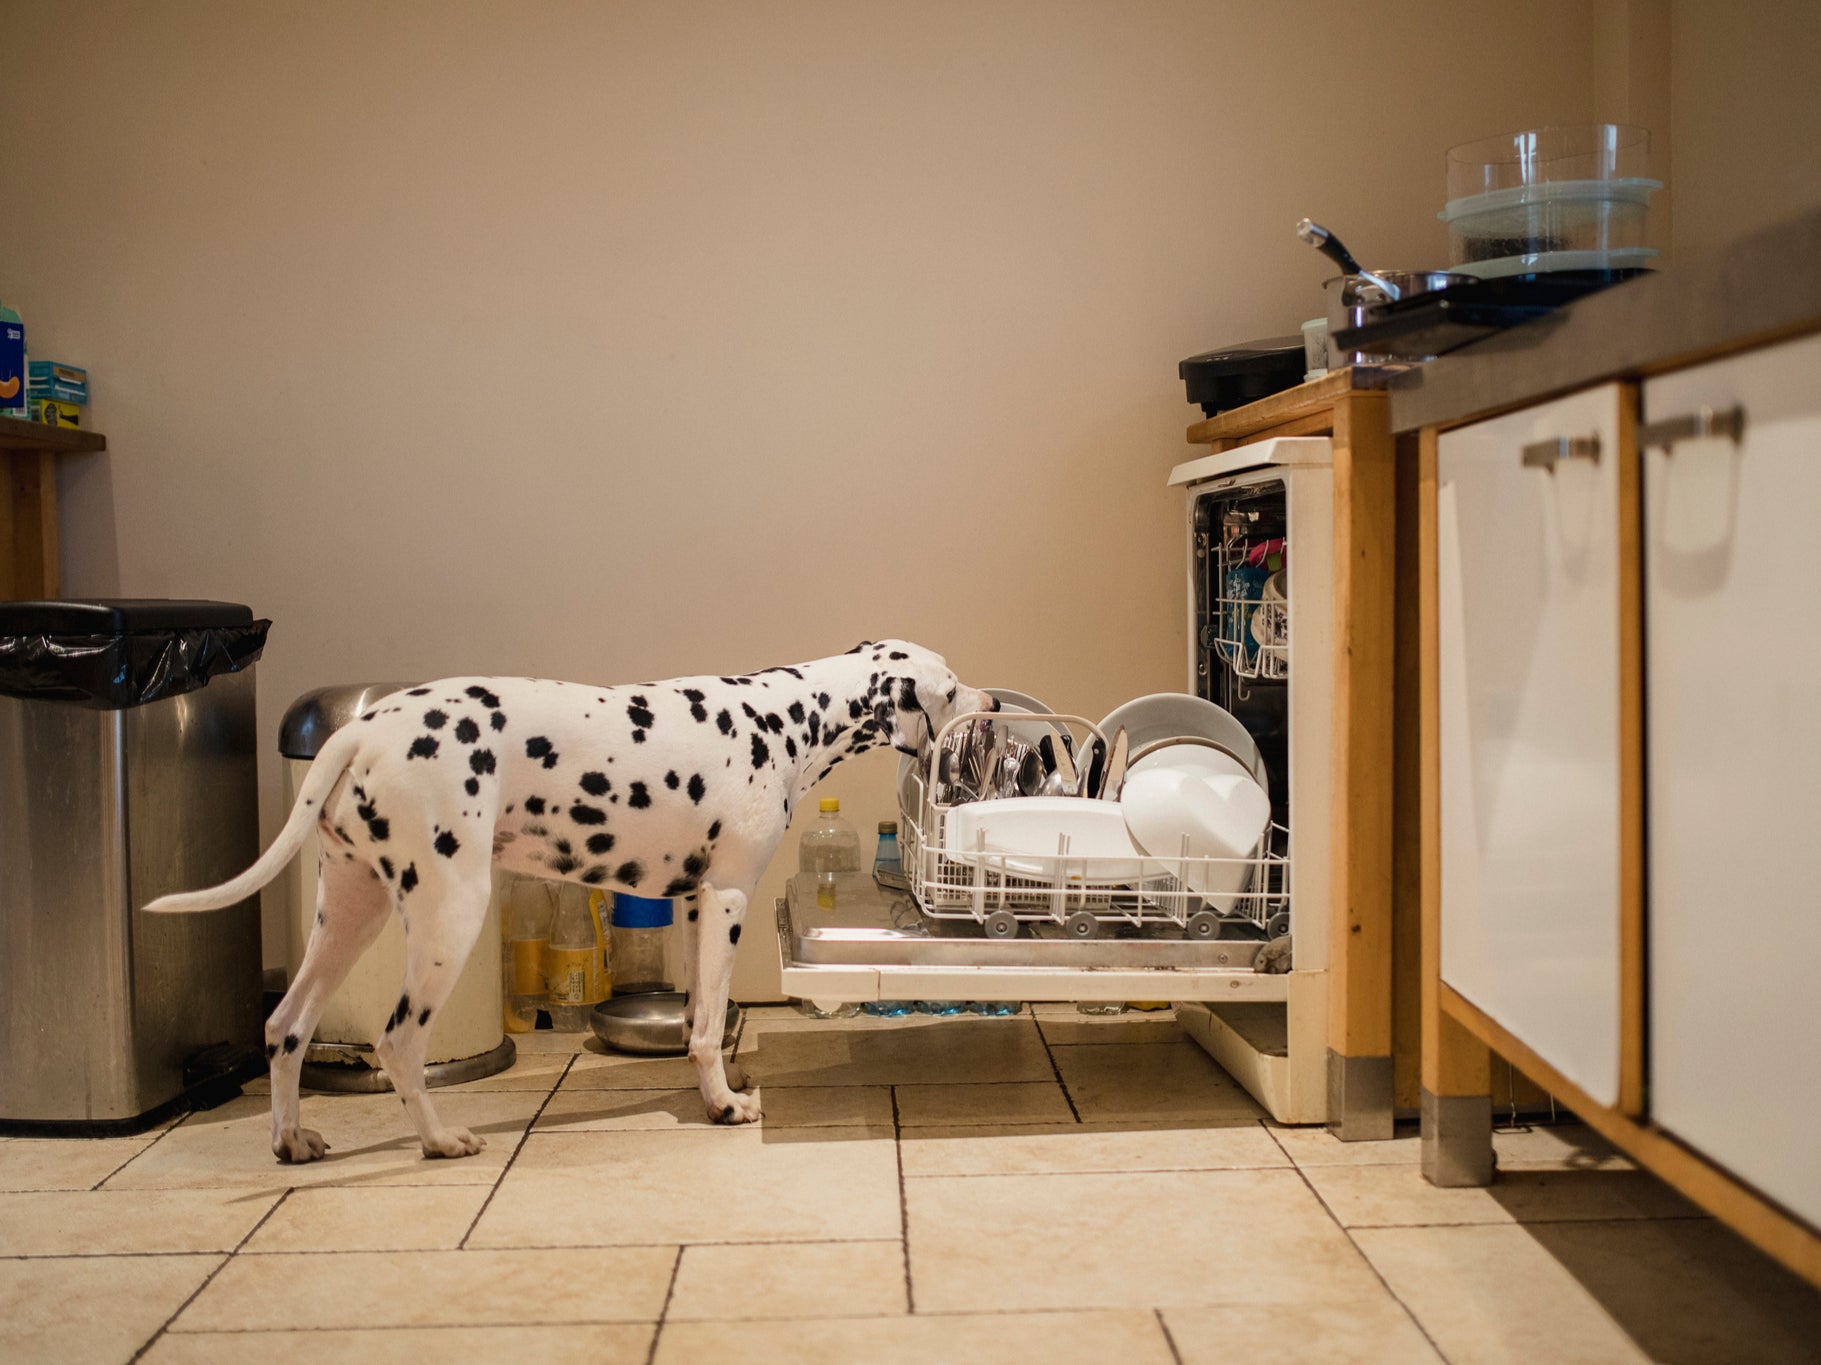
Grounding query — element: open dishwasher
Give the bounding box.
[776,439,1336,1081]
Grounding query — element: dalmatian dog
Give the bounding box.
[146,640,997,1162]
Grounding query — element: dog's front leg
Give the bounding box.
[689,882,759,1124]
[678,891,699,1046]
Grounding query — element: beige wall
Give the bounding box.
[2,1,1619,997]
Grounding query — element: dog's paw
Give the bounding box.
[273,1126,330,1164]
[708,1093,762,1125]
[421,1126,487,1159]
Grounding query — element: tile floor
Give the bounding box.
[3,1005,1818,1363]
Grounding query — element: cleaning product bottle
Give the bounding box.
[543,883,605,1030]
[0,299,25,419]
[799,798,860,909]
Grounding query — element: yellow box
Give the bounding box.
[29,397,80,428]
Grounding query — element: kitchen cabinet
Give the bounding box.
[1413,327,1821,1287]
[1434,384,1632,1110]
[1643,332,1821,1233]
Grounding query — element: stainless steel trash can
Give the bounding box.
[0,600,268,1133]
[276,684,514,1091]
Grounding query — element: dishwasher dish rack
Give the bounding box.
[1209,525,1289,683]
[899,712,1291,940]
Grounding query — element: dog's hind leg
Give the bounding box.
[688,881,760,1124]
[372,858,495,1158]
[678,891,699,1044]
[265,852,392,1163]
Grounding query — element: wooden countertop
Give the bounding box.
[1184,365,1401,449]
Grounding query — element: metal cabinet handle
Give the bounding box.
[1521,434,1602,472]
[1639,403,1746,451]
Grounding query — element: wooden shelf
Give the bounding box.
[0,413,105,455]
[3,415,107,598]
[1185,366,1402,449]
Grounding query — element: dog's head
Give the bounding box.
[858,639,998,759]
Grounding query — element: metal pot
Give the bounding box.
[1324,270,1474,366]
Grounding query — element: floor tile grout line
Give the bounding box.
[644,1245,685,1365]
[1034,1017,1084,1124]
[127,1184,295,1363]
[1153,1306,1186,1365]
[891,1085,916,1315]
[1264,1123,1452,1365]
[457,1057,575,1250]
[90,1119,187,1191]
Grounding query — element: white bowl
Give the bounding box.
[944,797,1151,884]
[1098,693,1266,790]
[1119,767,1271,913]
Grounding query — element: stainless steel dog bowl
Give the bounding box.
[590,992,741,1055]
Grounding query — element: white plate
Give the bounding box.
[1098,692,1266,790]
[1119,767,1271,912]
[944,797,1151,884]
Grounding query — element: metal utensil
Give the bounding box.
[1051,734,1079,796]
[1076,734,1105,799]
[1100,726,1130,801]
[1297,218,1403,301]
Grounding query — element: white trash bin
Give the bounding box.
[275,684,513,1091]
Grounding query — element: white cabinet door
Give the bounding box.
[1645,333,1821,1230]
[1437,385,1625,1107]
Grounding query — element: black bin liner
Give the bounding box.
[0,600,271,710]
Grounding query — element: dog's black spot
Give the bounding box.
[581,865,608,885]
[806,712,821,745]
[491,711,507,731]
[708,819,722,840]
[765,711,784,733]
[464,777,480,796]
[282,1033,299,1054]
[549,853,580,875]
[400,863,419,893]
[379,856,395,879]
[688,774,706,804]
[407,687,431,696]
[848,699,865,720]
[788,700,806,725]
[616,859,645,888]
[454,717,481,744]
[553,838,572,856]
[720,677,740,686]
[423,708,448,729]
[730,924,742,944]
[628,782,651,809]
[898,680,921,712]
[659,770,678,791]
[631,729,647,744]
[418,1007,432,1027]
[579,771,609,796]
[586,832,615,855]
[663,877,697,897]
[470,749,496,776]
[684,688,708,721]
[387,993,411,1031]
[684,851,709,878]
[721,1104,737,1121]
[716,709,734,736]
[465,685,501,708]
[890,650,909,660]
[434,830,460,858]
[687,907,699,921]
[750,734,769,769]
[264,1042,278,1060]
[526,736,555,763]
[408,736,439,760]
[785,736,798,759]
[627,700,654,729]
[524,795,546,815]
[570,802,607,825]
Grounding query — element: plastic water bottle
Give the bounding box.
[862,1000,915,1017]
[970,1001,1023,1016]
[505,875,554,1027]
[543,883,605,1030]
[800,798,860,909]
[610,894,673,995]
[873,820,902,884]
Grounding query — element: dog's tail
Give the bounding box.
[142,724,361,914]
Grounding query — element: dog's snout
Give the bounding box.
[988,695,1002,712]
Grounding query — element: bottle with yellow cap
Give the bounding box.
[799,797,860,909]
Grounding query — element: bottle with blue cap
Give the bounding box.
[611,893,674,995]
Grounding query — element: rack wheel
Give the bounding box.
[983,909,1020,939]
[1265,910,1291,939]
[1065,911,1100,940]
[1185,911,1221,940]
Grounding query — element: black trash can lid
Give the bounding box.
[0,599,254,635]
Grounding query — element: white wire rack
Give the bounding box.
[1210,531,1289,682]
[899,713,1291,940]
